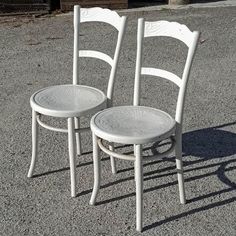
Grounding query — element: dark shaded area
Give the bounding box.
[90,122,236,231]
[0,0,60,14]
[129,0,225,8]
[190,0,224,3]
[129,0,166,8]
[34,121,236,212]
[0,0,227,14]
[182,121,236,159]
[143,196,236,231]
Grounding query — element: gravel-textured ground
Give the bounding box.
[0,5,235,236]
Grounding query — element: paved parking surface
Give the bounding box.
[0,4,235,236]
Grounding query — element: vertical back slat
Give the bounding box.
[175,31,200,124]
[73,5,80,85]
[107,16,127,106]
[133,18,144,106]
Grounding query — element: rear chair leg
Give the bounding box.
[109,143,117,174]
[175,134,186,204]
[74,117,82,155]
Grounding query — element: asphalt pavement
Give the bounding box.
[0,3,235,236]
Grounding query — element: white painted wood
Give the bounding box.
[107,16,127,106]
[175,31,200,124]
[141,67,182,87]
[27,110,38,178]
[89,133,101,205]
[73,5,80,85]
[134,18,144,106]
[36,114,90,134]
[68,118,77,197]
[30,85,107,118]
[36,115,68,133]
[144,20,194,47]
[97,137,176,162]
[90,18,199,231]
[79,50,113,66]
[74,117,82,155]
[98,139,135,161]
[175,124,186,204]
[81,7,122,30]
[91,106,176,144]
[28,5,127,197]
[109,143,117,174]
[135,145,143,232]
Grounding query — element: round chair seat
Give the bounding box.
[91,106,176,144]
[30,84,107,118]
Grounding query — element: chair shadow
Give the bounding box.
[182,121,236,159]
[94,159,236,204]
[31,144,133,178]
[91,121,236,230]
[32,150,94,178]
[144,121,236,230]
[32,121,236,227]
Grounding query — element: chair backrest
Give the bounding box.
[73,5,127,106]
[134,18,199,125]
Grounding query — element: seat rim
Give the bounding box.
[30,84,107,118]
[91,105,176,145]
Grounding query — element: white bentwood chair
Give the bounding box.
[27,5,127,197]
[89,19,199,231]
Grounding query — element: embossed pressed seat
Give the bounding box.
[31,85,107,117]
[89,19,199,232]
[91,106,176,144]
[27,5,127,197]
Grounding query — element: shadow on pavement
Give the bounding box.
[31,121,236,227]
[91,121,236,231]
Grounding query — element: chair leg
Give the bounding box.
[175,136,186,204]
[68,118,77,197]
[90,133,101,205]
[135,144,143,232]
[74,117,82,155]
[27,110,39,178]
[109,143,117,174]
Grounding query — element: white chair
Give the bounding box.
[89,18,199,231]
[27,5,127,197]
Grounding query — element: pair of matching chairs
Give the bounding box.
[28,5,199,232]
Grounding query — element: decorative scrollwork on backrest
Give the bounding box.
[81,7,122,31]
[144,21,194,47]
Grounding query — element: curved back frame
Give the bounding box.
[73,5,127,106]
[134,18,199,125]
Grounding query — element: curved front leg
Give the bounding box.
[68,117,77,197]
[135,144,143,232]
[90,133,101,205]
[109,143,117,174]
[27,110,39,178]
